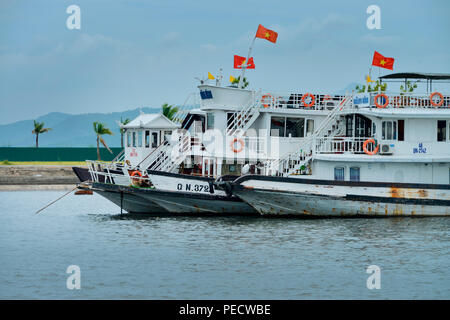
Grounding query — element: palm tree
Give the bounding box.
[162,103,179,121]
[119,117,131,148]
[93,122,113,160]
[32,120,51,148]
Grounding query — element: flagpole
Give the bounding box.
[238,35,256,89]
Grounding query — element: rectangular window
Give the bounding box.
[350,167,360,182]
[382,121,397,140]
[151,132,158,148]
[138,131,142,147]
[127,132,131,147]
[346,116,353,137]
[145,131,150,148]
[437,120,447,142]
[306,119,314,136]
[132,131,136,147]
[206,112,215,130]
[286,118,305,137]
[270,117,285,137]
[334,167,345,181]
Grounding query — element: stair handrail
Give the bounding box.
[226,90,261,135]
[265,94,353,175]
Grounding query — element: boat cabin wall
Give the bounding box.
[198,85,253,111]
[367,117,450,157]
[309,159,450,184]
[124,129,173,167]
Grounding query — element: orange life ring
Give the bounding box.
[230,138,244,153]
[301,93,315,107]
[131,171,142,178]
[363,139,379,155]
[430,92,444,107]
[374,93,389,108]
[261,94,274,108]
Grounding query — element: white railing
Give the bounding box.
[259,93,345,111]
[360,92,450,109]
[315,137,375,154]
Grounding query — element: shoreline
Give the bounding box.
[0,165,83,191]
[0,184,78,191]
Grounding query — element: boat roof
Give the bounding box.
[379,72,450,80]
[121,113,180,129]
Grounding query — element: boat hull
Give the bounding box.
[135,188,256,214]
[229,175,450,217]
[92,182,168,213]
[92,182,256,215]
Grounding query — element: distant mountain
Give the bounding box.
[334,82,362,95]
[0,107,161,147]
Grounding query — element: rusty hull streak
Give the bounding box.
[390,186,430,199]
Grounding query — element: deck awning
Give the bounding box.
[379,72,450,80]
[379,72,450,92]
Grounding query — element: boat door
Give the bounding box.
[151,131,159,149]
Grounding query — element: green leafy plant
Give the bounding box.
[400,81,417,94]
[355,80,387,93]
[1,160,12,165]
[231,76,249,89]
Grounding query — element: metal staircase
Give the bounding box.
[265,95,352,176]
[172,92,200,125]
[226,92,261,136]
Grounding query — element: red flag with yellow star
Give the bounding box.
[372,51,394,70]
[234,55,255,69]
[255,24,278,43]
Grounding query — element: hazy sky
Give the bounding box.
[0,0,449,124]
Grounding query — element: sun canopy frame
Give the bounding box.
[379,72,450,92]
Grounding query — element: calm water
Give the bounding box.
[0,191,449,299]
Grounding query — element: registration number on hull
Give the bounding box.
[177,183,211,193]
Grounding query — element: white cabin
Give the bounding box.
[121,113,180,167]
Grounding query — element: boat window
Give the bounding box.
[346,116,353,137]
[382,121,397,140]
[350,167,360,182]
[270,117,285,137]
[286,118,305,138]
[138,131,142,147]
[145,131,150,148]
[206,112,214,130]
[437,120,447,142]
[306,119,314,136]
[151,132,158,148]
[127,132,131,147]
[334,167,345,181]
[132,131,136,147]
[372,122,376,135]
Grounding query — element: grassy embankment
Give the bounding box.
[1,160,87,166]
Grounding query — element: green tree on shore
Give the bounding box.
[162,103,179,121]
[32,121,51,148]
[93,122,113,160]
